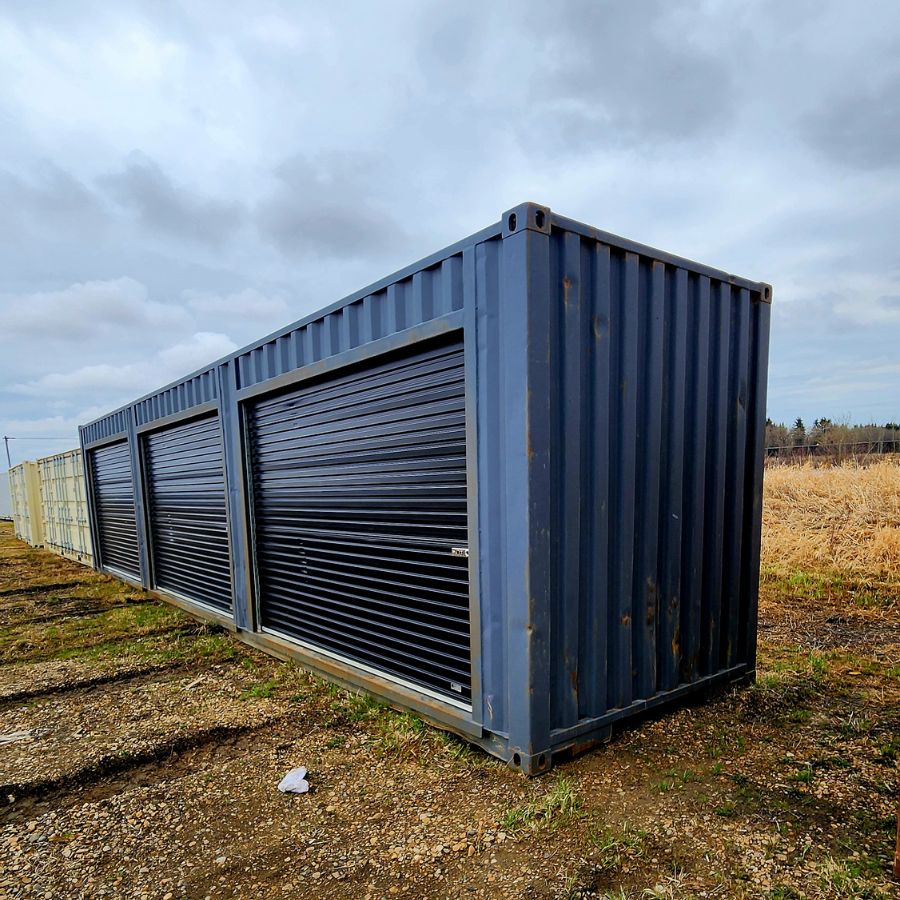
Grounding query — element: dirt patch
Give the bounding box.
[0,517,897,899]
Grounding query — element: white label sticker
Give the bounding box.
[451,547,469,558]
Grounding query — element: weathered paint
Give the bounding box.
[79,202,771,773]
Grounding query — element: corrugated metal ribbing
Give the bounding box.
[135,369,218,427]
[144,416,231,613]
[472,234,511,735]
[90,440,140,578]
[81,409,128,445]
[235,256,464,389]
[247,338,471,701]
[548,229,767,729]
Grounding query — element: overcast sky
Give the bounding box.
[1,0,899,511]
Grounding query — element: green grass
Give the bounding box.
[589,822,648,872]
[788,763,813,785]
[816,854,890,898]
[499,774,581,832]
[0,601,190,664]
[763,565,898,611]
[241,678,278,700]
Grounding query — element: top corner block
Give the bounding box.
[502,202,551,238]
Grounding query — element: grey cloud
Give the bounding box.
[803,70,900,170]
[100,153,246,245]
[256,153,407,260]
[523,0,734,149]
[0,162,107,242]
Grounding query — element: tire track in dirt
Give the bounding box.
[0,715,291,826]
[0,623,205,667]
[0,598,158,628]
[0,659,200,708]
[0,580,92,598]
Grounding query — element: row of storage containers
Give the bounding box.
[7,450,93,565]
[79,202,772,772]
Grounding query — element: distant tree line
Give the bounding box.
[765,417,900,458]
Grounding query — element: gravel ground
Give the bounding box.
[0,523,897,899]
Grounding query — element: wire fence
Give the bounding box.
[765,439,900,464]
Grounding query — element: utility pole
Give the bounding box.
[3,436,10,470]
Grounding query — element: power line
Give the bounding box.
[3,435,78,470]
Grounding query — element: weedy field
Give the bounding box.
[0,460,897,899]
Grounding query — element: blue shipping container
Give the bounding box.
[80,202,772,773]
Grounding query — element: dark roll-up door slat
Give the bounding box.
[144,415,232,614]
[91,441,141,579]
[248,339,471,702]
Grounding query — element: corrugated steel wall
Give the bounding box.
[37,449,93,564]
[542,227,770,738]
[8,461,44,547]
[135,370,218,427]
[235,257,464,390]
[77,203,771,772]
[80,408,129,446]
[6,450,94,566]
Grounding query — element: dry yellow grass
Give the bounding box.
[762,457,900,578]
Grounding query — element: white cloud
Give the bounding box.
[11,331,237,399]
[0,277,190,340]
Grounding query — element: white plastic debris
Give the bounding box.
[0,731,32,745]
[277,766,309,794]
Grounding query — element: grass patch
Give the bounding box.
[788,763,814,785]
[816,854,889,898]
[0,601,188,664]
[500,774,581,832]
[589,822,648,871]
[768,886,802,899]
[241,678,278,700]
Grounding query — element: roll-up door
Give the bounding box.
[90,440,140,579]
[144,415,232,614]
[248,339,471,702]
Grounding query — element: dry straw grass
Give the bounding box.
[762,457,900,578]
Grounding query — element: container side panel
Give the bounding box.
[9,463,43,546]
[36,449,93,564]
[679,275,711,683]
[632,260,664,700]
[700,283,732,676]
[474,237,507,735]
[607,251,639,712]
[550,230,586,726]
[578,241,611,719]
[657,268,688,692]
[721,288,750,669]
[547,225,768,734]
[740,300,772,671]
